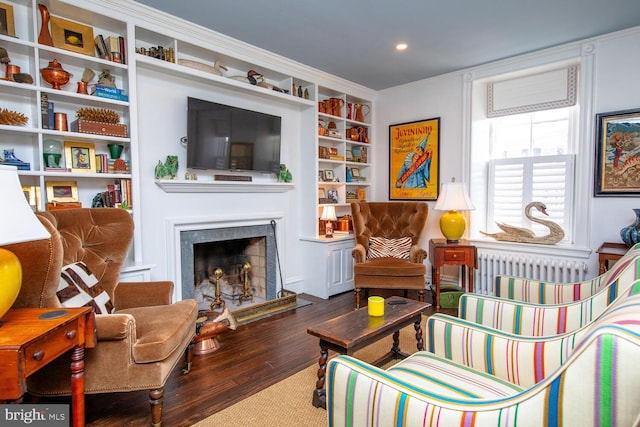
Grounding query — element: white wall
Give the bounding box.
[375,26,640,275]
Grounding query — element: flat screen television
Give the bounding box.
[186,97,282,174]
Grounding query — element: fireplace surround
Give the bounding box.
[165,214,284,304]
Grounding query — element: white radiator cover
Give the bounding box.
[475,249,589,295]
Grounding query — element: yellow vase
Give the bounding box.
[0,248,22,322]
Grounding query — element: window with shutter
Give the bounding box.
[487,154,575,241]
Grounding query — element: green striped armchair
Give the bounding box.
[326,282,640,426]
[493,243,640,303]
[458,255,640,336]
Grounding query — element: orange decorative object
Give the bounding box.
[41,59,71,90]
[38,4,54,46]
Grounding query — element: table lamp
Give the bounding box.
[321,206,337,238]
[0,165,50,325]
[434,178,475,243]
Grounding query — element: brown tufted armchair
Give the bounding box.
[6,208,197,426]
[351,202,429,308]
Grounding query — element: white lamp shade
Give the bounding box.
[0,165,50,245]
[320,206,337,221]
[434,182,475,212]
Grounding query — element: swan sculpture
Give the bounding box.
[480,201,565,244]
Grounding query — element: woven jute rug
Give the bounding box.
[192,323,423,427]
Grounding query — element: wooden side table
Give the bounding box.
[0,307,96,427]
[429,239,478,309]
[596,242,629,274]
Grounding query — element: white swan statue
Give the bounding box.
[480,201,565,244]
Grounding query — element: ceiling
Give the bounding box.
[133,0,640,91]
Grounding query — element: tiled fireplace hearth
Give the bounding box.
[166,214,284,306]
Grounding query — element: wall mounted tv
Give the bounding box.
[186,97,282,174]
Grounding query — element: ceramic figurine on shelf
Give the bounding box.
[278,164,292,183]
[155,155,179,180]
[98,69,116,88]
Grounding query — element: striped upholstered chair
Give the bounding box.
[493,242,640,303]
[457,254,640,336]
[326,282,640,426]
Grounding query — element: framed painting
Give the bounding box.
[46,181,78,203]
[51,16,95,56]
[389,117,440,200]
[0,2,15,37]
[594,108,640,196]
[64,141,96,173]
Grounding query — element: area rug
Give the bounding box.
[192,323,422,427]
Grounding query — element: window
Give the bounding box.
[485,109,575,241]
[469,63,581,245]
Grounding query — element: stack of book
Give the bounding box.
[94,34,127,64]
[95,179,132,209]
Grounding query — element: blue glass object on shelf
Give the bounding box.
[346,167,352,182]
[620,208,640,248]
[3,149,31,170]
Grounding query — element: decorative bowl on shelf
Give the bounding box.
[40,59,71,90]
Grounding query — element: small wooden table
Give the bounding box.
[0,307,96,427]
[429,239,478,309]
[596,242,629,274]
[306,296,430,409]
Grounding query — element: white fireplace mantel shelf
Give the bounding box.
[155,180,295,193]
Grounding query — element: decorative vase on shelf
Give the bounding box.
[37,4,54,46]
[620,208,640,248]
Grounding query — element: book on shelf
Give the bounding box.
[118,36,127,65]
[91,85,129,102]
[94,34,109,60]
[106,36,120,55]
[40,93,48,129]
[47,102,54,129]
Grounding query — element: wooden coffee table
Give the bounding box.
[307,296,430,409]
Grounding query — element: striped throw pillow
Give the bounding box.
[57,261,114,314]
[368,236,412,260]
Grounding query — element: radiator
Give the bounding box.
[475,249,589,295]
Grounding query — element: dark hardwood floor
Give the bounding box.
[34,290,454,426]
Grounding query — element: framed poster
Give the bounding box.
[389,117,440,200]
[594,109,640,196]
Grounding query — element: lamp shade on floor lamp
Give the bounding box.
[0,165,50,324]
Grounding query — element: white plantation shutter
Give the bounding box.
[487,155,574,241]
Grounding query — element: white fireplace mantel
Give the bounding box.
[155,180,294,193]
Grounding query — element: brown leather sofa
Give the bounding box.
[5,208,197,426]
[350,202,429,308]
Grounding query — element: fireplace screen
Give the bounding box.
[180,224,277,310]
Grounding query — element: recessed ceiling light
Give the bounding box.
[396,43,408,51]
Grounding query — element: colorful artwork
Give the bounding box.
[389,118,440,200]
[595,109,640,196]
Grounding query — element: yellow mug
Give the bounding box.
[368,296,384,317]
